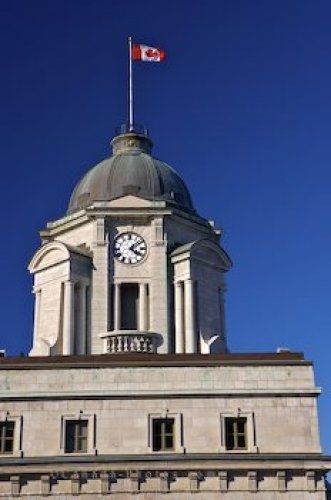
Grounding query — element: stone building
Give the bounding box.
[0,125,330,498]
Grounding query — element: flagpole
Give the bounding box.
[128,36,134,131]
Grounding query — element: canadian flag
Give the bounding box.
[132,44,166,62]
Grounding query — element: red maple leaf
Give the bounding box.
[145,48,158,59]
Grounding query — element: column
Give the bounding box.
[32,288,41,348]
[174,281,184,353]
[139,283,148,330]
[184,278,196,353]
[86,286,91,354]
[114,283,121,331]
[76,283,87,355]
[219,284,227,349]
[63,281,74,355]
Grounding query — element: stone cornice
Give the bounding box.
[0,452,330,470]
[0,352,309,370]
[0,387,321,401]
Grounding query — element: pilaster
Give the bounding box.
[184,278,196,353]
[174,281,184,353]
[91,217,109,353]
[63,281,74,355]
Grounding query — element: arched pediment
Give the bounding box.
[191,239,232,270]
[171,239,232,271]
[28,241,71,273]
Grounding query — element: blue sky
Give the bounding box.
[1,0,331,454]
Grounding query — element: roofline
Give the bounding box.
[0,352,310,370]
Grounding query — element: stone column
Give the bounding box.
[139,283,148,330]
[184,279,196,353]
[174,281,184,353]
[63,281,74,355]
[114,283,121,331]
[86,286,91,354]
[32,288,41,348]
[76,283,87,355]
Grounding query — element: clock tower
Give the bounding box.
[29,126,232,357]
[0,122,329,498]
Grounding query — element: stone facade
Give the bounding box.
[0,353,329,498]
[0,129,330,498]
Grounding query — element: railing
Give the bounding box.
[105,332,158,354]
[115,123,149,136]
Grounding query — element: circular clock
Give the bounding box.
[113,232,147,264]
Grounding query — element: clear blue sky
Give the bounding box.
[1,0,330,455]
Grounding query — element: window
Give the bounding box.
[220,412,257,453]
[60,413,96,455]
[152,418,175,452]
[121,284,139,329]
[148,413,183,453]
[65,420,88,453]
[0,421,15,454]
[225,417,247,450]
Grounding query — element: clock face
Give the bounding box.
[114,232,147,264]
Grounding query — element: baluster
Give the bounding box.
[111,337,115,353]
[124,336,129,352]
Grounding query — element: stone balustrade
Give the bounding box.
[104,331,158,354]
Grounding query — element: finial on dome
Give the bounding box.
[111,123,153,155]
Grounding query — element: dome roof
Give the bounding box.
[67,131,194,214]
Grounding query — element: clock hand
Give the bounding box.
[130,240,143,251]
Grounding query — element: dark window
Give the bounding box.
[65,420,88,453]
[225,417,247,450]
[121,284,139,329]
[152,418,175,452]
[0,421,15,454]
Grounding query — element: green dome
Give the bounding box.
[67,132,194,214]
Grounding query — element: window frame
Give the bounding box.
[148,413,184,454]
[152,417,175,452]
[0,420,15,454]
[60,413,96,456]
[220,411,257,453]
[64,419,88,454]
[0,413,22,458]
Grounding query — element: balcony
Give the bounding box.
[100,331,160,354]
